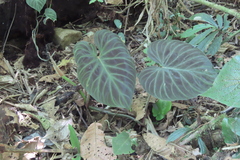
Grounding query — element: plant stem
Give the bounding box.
[1,4,16,54]
[89,106,144,125]
[61,76,86,102]
[189,0,240,19]
[179,114,226,145]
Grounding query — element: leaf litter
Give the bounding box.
[0,1,240,159]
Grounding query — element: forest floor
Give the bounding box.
[0,0,240,160]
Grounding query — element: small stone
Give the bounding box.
[53,28,82,49]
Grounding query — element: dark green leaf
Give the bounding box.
[139,39,217,101]
[74,30,136,109]
[189,28,215,46]
[43,8,57,23]
[198,137,209,154]
[197,30,218,52]
[114,19,122,29]
[72,155,81,160]
[167,127,191,143]
[223,14,230,31]
[112,131,135,155]
[202,56,240,107]
[118,32,125,43]
[232,152,240,158]
[26,0,46,12]
[206,34,223,55]
[180,24,214,38]
[190,13,218,28]
[221,118,238,144]
[229,117,240,136]
[216,14,223,29]
[68,125,81,154]
[152,100,172,121]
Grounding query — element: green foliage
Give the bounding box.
[152,100,172,121]
[221,118,239,144]
[74,30,217,109]
[114,19,122,29]
[89,0,103,4]
[118,32,126,43]
[26,0,57,23]
[74,30,136,109]
[181,13,232,55]
[198,137,209,154]
[202,55,240,107]
[112,131,136,155]
[43,8,57,24]
[26,0,46,12]
[68,125,81,160]
[167,127,192,143]
[138,39,217,101]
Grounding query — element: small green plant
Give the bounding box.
[89,0,103,4]
[25,0,57,62]
[26,0,57,23]
[68,125,81,160]
[114,19,126,43]
[152,100,172,121]
[181,13,240,55]
[112,131,137,155]
[74,29,216,110]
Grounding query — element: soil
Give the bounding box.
[0,0,240,160]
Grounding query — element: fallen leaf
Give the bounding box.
[43,118,73,145]
[172,102,189,109]
[143,132,174,159]
[105,0,123,4]
[81,122,116,160]
[38,73,60,83]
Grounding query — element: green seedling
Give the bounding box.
[112,131,137,155]
[89,0,103,4]
[152,99,172,121]
[180,13,240,55]
[68,125,81,160]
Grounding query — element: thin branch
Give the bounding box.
[189,0,240,19]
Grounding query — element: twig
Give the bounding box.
[179,114,226,145]
[1,4,17,54]
[0,143,77,153]
[89,106,143,125]
[189,0,240,19]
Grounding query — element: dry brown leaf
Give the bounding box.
[40,99,59,119]
[105,0,123,5]
[172,145,196,160]
[0,57,10,74]
[143,132,175,159]
[38,73,61,83]
[156,111,174,131]
[17,112,39,129]
[43,118,73,143]
[81,122,116,160]
[172,102,189,109]
[2,152,19,160]
[132,93,156,121]
[131,98,145,121]
[219,42,238,54]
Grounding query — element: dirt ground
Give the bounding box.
[0,0,240,159]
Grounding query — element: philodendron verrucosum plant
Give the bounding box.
[74,29,217,110]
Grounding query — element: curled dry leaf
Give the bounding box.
[81,122,116,160]
[143,132,175,159]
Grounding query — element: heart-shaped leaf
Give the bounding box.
[139,39,217,101]
[26,0,46,12]
[74,30,136,109]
